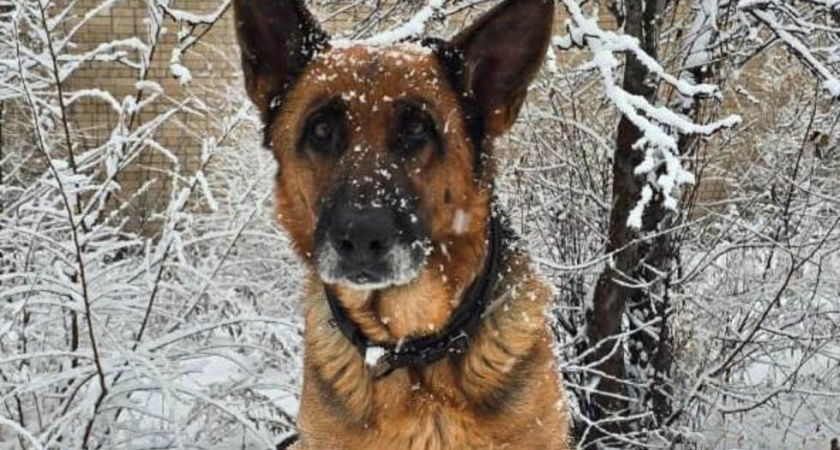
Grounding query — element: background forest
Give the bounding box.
[0,0,838,448]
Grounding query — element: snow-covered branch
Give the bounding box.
[739,0,840,97]
[557,0,742,228]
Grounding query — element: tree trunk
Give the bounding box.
[583,0,675,445]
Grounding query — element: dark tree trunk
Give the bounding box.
[582,0,676,445]
[0,102,4,197]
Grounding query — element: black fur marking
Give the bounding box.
[327,360,353,386]
[488,315,518,359]
[311,362,358,422]
[472,342,541,417]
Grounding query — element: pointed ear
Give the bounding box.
[451,0,554,136]
[234,0,329,122]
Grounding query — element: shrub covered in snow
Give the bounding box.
[1,0,838,449]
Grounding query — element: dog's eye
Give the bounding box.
[306,115,336,146]
[312,121,332,140]
[304,107,346,155]
[404,116,428,139]
[397,107,436,152]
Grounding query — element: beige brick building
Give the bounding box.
[27,0,808,225]
[60,0,241,225]
[59,0,614,177]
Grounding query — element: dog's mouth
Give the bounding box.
[313,195,429,290]
[315,239,427,290]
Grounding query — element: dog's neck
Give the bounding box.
[324,217,503,375]
[301,236,555,433]
[328,274,457,343]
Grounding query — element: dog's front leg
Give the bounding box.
[459,261,550,408]
[457,261,570,449]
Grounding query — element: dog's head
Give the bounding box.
[235,0,553,332]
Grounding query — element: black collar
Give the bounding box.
[324,216,504,378]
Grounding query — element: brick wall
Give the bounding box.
[59,0,610,185]
[55,0,807,217]
[58,0,241,225]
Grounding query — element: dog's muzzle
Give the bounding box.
[314,202,427,290]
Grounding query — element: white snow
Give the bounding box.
[452,209,471,235]
[332,0,444,48]
[365,346,387,367]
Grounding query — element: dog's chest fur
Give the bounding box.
[295,255,570,450]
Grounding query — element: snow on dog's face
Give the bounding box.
[272,45,488,294]
[235,0,553,337]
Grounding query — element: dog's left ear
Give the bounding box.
[451,0,554,136]
[234,0,329,123]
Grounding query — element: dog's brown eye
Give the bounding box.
[397,107,436,153]
[313,121,332,140]
[405,116,428,138]
[304,104,346,156]
[307,116,336,144]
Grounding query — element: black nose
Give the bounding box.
[328,206,397,265]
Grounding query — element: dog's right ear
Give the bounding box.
[234,0,328,122]
[449,0,554,137]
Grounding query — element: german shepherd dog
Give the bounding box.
[234,0,570,448]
